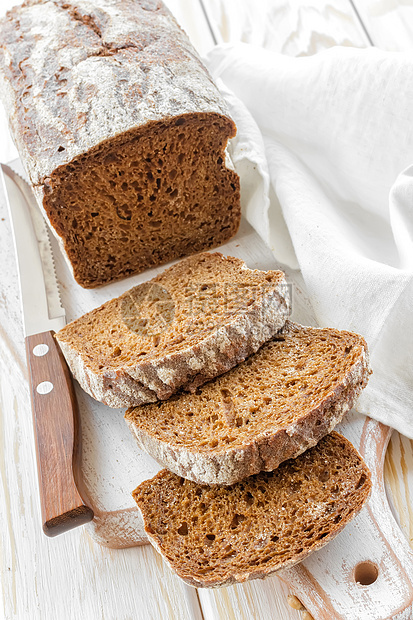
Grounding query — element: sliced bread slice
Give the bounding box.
[132,432,372,588]
[56,253,289,408]
[125,321,370,484]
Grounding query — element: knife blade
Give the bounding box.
[1,163,94,536]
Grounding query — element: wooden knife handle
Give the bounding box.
[25,330,94,536]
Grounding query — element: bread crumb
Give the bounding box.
[287,594,304,610]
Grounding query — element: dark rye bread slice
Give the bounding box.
[56,253,289,408]
[0,0,240,288]
[125,321,370,484]
[132,432,372,588]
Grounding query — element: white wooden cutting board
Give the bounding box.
[22,162,412,619]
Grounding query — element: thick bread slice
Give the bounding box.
[132,432,372,588]
[125,321,370,484]
[56,253,289,408]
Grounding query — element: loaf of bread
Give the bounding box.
[132,432,372,588]
[125,321,370,484]
[56,253,290,407]
[0,0,240,287]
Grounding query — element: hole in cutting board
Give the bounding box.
[354,561,379,585]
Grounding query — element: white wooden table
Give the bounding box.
[1,1,413,619]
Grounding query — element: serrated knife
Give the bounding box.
[1,163,94,536]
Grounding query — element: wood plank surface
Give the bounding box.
[0,1,412,619]
[351,0,413,50]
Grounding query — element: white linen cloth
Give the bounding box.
[206,44,413,437]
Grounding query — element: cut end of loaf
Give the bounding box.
[132,432,372,588]
[43,113,240,288]
[125,322,371,484]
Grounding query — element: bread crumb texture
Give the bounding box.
[132,432,372,588]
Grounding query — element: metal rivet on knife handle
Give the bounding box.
[33,343,49,357]
[36,381,54,394]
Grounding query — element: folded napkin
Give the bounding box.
[206,44,413,438]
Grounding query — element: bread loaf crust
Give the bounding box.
[0,0,241,286]
[0,0,232,184]
[125,322,371,484]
